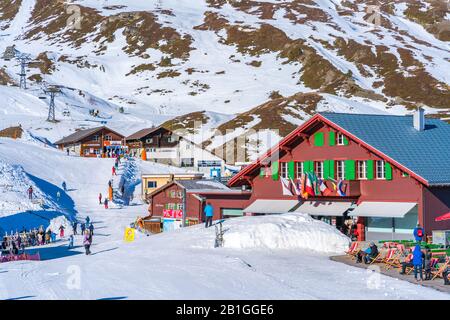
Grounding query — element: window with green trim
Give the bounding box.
[280,162,288,179]
[315,161,324,179]
[296,162,304,179]
[376,160,386,179]
[336,160,345,180]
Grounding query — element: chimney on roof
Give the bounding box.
[413,107,425,131]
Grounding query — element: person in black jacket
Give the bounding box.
[443,266,449,285]
[364,242,379,264]
[356,242,379,264]
[423,248,432,280]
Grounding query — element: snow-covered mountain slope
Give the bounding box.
[0,0,449,154]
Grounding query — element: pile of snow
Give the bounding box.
[46,215,72,235]
[0,160,52,215]
[221,213,350,254]
[188,213,350,254]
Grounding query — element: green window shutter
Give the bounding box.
[343,136,349,146]
[272,161,279,181]
[329,131,336,146]
[385,162,393,180]
[345,160,355,180]
[328,160,335,180]
[324,160,330,180]
[305,160,314,173]
[367,160,374,180]
[314,132,324,147]
[288,161,295,180]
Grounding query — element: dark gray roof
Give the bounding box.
[320,112,450,186]
[126,127,161,141]
[54,126,124,145]
[175,179,231,192]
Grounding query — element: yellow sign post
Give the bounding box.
[124,227,135,242]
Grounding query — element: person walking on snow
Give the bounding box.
[62,181,67,192]
[68,234,74,249]
[59,225,65,238]
[27,186,33,200]
[204,202,214,228]
[80,223,86,235]
[85,216,90,228]
[412,245,424,282]
[89,223,94,236]
[72,221,78,235]
[83,230,92,255]
[112,166,116,176]
[98,193,103,205]
[104,198,109,209]
[413,224,425,242]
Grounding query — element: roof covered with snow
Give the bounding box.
[176,179,231,192]
[320,112,450,186]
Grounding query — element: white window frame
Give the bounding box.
[315,161,324,179]
[93,135,99,142]
[145,138,153,144]
[357,160,368,180]
[336,160,345,180]
[337,133,345,146]
[105,135,112,141]
[296,162,304,179]
[280,162,288,179]
[376,160,386,180]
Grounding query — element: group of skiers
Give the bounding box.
[99,193,109,209]
[70,217,94,255]
[27,181,67,202]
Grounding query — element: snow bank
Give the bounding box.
[46,215,72,236]
[0,160,48,215]
[220,213,350,254]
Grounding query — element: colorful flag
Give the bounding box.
[305,173,315,197]
[281,177,294,196]
[319,179,332,196]
[328,178,338,191]
[337,180,347,197]
[290,178,301,196]
[300,174,307,199]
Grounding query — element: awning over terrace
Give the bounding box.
[243,199,299,214]
[348,202,417,218]
[293,201,354,216]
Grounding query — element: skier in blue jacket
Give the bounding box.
[413,224,425,242]
[204,202,214,228]
[412,245,424,282]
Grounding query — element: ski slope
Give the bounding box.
[0,137,449,300]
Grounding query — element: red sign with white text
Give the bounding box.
[163,209,183,219]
